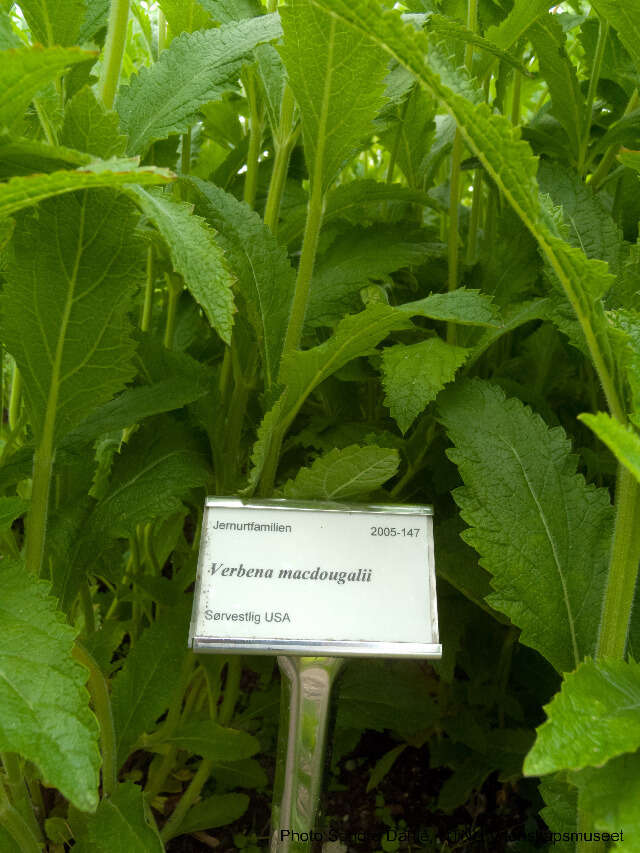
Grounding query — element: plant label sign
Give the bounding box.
[189,498,441,658]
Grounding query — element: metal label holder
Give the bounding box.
[189,497,442,851]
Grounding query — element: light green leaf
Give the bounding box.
[539,775,577,852]
[283,444,400,500]
[382,338,469,434]
[470,298,550,365]
[525,658,640,776]
[439,379,612,673]
[571,752,640,852]
[127,187,235,343]
[70,782,163,853]
[580,413,640,484]
[311,0,621,419]
[591,0,640,76]
[307,224,433,328]
[378,85,435,189]
[398,288,501,327]
[0,46,95,133]
[0,496,28,532]
[255,43,286,134]
[111,606,190,768]
[187,178,295,386]
[279,0,388,193]
[157,0,211,36]
[198,0,261,24]
[247,304,411,489]
[529,16,584,158]
[78,0,109,42]
[19,0,86,46]
[117,14,282,154]
[170,793,249,840]
[0,161,173,219]
[61,86,127,160]
[165,720,259,761]
[482,0,552,65]
[1,191,145,444]
[0,560,100,811]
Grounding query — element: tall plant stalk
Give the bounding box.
[97,0,131,109]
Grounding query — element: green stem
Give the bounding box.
[97,0,131,110]
[596,466,640,660]
[280,182,325,358]
[578,17,609,175]
[73,644,117,797]
[8,363,21,432]
[140,245,154,332]
[446,128,463,343]
[163,274,181,350]
[219,657,242,726]
[263,85,297,233]
[243,70,263,210]
[465,169,482,265]
[181,127,192,176]
[386,95,410,185]
[511,70,521,126]
[157,9,168,55]
[79,581,95,636]
[221,351,258,490]
[160,757,213,842]
[25,439,54,577]
[1,754,43,845]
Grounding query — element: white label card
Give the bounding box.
[189,498,441,658]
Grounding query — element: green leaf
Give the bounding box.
[165,720,259,761]
[213,758,268,789]
[61,86,127,160]
[398,288,501,327]
[438,379,613,673]
[529,16,584,158]
[19,0,86,46]
[111,606,190,768]
[307,225,433,328]
[116,14,282,154]
[591,1,640,76]
[1,191,145,444]
[247,304,411,489]
[0,496,27,532]
[482,0,552,65]
[366,744,406,793]
[126,187,234,343]
[157,0,211,36]
[524,658,640,776]
[0,136,91,178]
[0,46,96,133]
[70,782,163,853]
[88,418,209,541]
[0,560,100,811]
[283,444,400,500]
[171,793,249,839]
[539,774,577,851]
[279,0,388,193]
[571,752,640,851]
[580,413,640,484]
[426,15,534,77]
[382,338,469,434]
[198,0,261,24]
[187,178,295,386]
[0,161,173,219]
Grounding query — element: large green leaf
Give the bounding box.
[0,137,90,178]
[127,187,234,343]
[164,720,259,761]
[382,337,469,434]
[19,0,86,46]
[70,782,163,853]
[525,659,640,775]
[283,444,400,500]
[279,0,388,194]
[0,561,100,811]
[187,178,295,387]
[482,0,552,61]
[398,288,500,327]
[111,606,190,768]
[439,379,612,673]
[310,0,622,419]
[117,14,282,154]
[0,46,95,133]
[0,161,173,219]
[157,0,211,36]
[169,793,249,840]
[580,413,640,484]
[1,191,146,444]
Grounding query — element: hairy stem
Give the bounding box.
[578,16,609,175]
[263,85,297,233]
[243,69,263,210]
[73,644,117,797]
[97,0,131,109]
[140,245,154,332]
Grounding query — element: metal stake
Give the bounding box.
[270,656,345,852]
